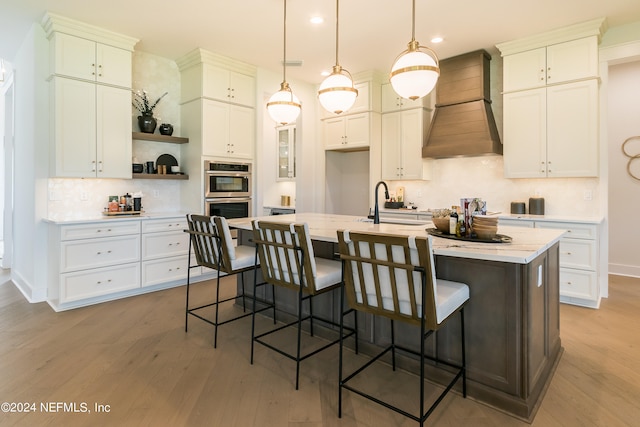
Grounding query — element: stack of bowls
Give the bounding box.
[472,216,498,240]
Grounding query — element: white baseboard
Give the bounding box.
[609,263,640,279]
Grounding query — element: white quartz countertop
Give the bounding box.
[227,212,565,265]
[44,211,189,225]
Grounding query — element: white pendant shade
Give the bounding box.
[318,70,358,115]
[267,84,301,125]
[390,49,439,100]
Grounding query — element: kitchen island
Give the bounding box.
[228,213,565,422]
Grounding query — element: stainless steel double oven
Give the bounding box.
[204,161,252,219]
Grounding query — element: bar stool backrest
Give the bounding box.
[186,214,236,274]
[252,220,319,294]
[337,230,441,330]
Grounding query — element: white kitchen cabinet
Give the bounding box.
[203,64,255,107]
[324,112,370,150]
[381,108,429,180]
[47,216,219,310]
[50,220,142,305]
[499,217,601,308]
[202,99,254,159]
[502,37,598,93]
[141,217,195,287]
[381,83,431,113]
[503,79,598,178]
[51,77,132,178]
[50,32,132,88]
[277,124,296,180]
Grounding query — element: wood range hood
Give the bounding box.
[423,49,502,158]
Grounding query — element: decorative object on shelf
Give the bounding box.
[266,0,301,125]
[622,136,640,181]
[132,89,168,133]
[146,161,155,174]
[318,0,358,115]
[156,153,178,174]
[132,163,144,173]
[390,0,440,100]
[159,123,174,136]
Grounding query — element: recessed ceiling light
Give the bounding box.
[310,16,324,24]
[431,37,444,43]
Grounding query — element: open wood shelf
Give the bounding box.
[132,173,189,180]
[132,132,189,144]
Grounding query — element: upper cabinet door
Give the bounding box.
[95,43,132,88]
[502,47,547,92]
[96,85,132,178]
[51,33,132,88]
[502,37,598,93]
[203,65,255,107]
[545,37,598,85]
[51,33,97,82]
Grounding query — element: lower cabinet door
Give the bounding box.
[559,268,597,300]
[142,255,198,287]
[60,262,140,303]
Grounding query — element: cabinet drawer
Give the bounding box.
[60,262,140,303]
[142,255,195,287]
[559,239,597,270]
[61,235,140,272]
[559,268,597,300]
[142,218,187,233]
[535,221,597,240]
[60,220,140,241]
[499,218,535,228]
[142,231,190,260]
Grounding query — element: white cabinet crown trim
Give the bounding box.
[496,17,606,56]
[42,12,138,51]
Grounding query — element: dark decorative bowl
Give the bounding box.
[159,123,174,136]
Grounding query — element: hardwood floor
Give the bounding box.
[1,271,639,426]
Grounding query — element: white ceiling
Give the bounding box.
[2,0,640,85]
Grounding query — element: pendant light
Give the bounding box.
[267,0,301,125]
[390,0,440,100]
[318,0,358,115]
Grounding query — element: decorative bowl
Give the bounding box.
[432,217,451,233]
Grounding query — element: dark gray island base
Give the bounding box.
[230,214,563,422]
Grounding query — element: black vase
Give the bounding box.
[138,114,157,133]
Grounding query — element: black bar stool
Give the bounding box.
[184,214,274,348]
[251,220,357,390]
[336,230,469,426]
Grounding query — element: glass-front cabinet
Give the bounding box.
[277,125,296,180]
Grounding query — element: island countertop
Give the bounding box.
[227,212,565,265]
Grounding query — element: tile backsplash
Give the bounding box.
[392,156,601,217]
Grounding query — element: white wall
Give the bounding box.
[606,60,640,277]
[11,23,49,301]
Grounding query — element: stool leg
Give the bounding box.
[391,319,396,371]
[213,272,221,348]
[338,280,346,418]
[295,285,304,390]
[461,308,467,398]
[271,284,277,324]
[251,266,258,365]
[185,268,191,333]
[420,314,426,427]
[240,271,246,312]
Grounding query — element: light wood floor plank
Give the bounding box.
[1,273,639,426]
